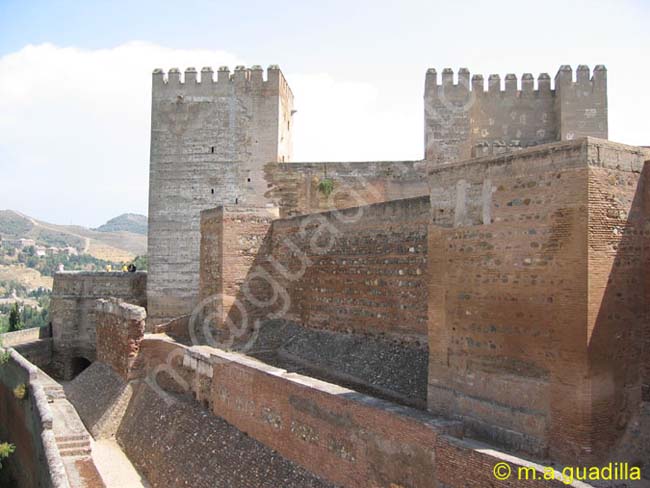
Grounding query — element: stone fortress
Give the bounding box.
[1,62,648,488]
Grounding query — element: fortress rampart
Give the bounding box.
[424,65,607,163]
[15,61,650,487]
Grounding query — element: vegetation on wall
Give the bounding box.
[0,443,15,470]
[12,384,26,400]
[317,177,335,197]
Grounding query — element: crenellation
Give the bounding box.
[458,67,470,87]
[441,67,454,85]
[425,65,607,161]
[521,73,534,94]
[488,73,500,93]
[151,65,289,99]
[504,73,517,94]
[471,73,483,92]
[576,64,590,84]
[184,66,197,84]
[200,66,213,83]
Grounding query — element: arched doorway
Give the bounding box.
[70,356,92,378]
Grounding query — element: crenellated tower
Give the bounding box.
[424,65,608,163]
[148,65,294,323]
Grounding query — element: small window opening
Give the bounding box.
[211,189,214,194]
[235,198,239,204]
[210,146,215,153]
[247,178,251,183]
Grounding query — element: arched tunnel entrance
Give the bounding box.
[69,356,92,378]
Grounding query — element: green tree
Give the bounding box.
[8,303,22,332]
[132,255,148,271]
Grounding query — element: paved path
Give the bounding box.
[91,440,149,488]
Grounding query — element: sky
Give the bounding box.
[0,0,648,227]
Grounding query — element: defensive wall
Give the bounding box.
[424,65,608,163]
[1,326,52,370]
[426,138,650,464]
[0,349,69,488]
[50,271,146,379]
[147,65,294,324]
[263,160,429,217]
[147,64,607,328]
[64,314,581,488]
[193,137,650,472]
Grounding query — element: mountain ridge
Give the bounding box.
[0,210,147,261]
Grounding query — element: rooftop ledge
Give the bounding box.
[428,137,650,175]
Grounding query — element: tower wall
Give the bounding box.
[148,65,294,323]
[424,65,607,164]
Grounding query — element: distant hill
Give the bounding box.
[94,213,147,235]
[0,210,147,262]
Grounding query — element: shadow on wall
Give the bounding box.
[588,162,650,467]
[70,356,93,379]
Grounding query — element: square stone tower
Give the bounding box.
[424,65,607,164]
[147,65,294,324]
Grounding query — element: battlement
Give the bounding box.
[424,64,608,162]
[152,64,293,98]
[425,64,606,96]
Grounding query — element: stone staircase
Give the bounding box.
[43,383,66,402]
[55,433,92,458]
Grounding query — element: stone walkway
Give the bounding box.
[91,440,149,488]
[40,371,148,487]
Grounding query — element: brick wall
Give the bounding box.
[200,197,431,346]
[95,298,146,380]
[134,336,575,488]
[427,138,650,464]
[50,271,147,379]
[264,160,428,217]
[0,350,68,488]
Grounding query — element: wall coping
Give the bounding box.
[95,298,147,321]
[0,348,70,488]
[428,137,650,176]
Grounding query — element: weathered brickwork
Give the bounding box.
[148,66,294,323]
[424,66,607,164]
[1,327,52,369]
[200,197,430,346]
[131,336,584,488]
[50,271,146,379]
[198,205,278,339]
[94,298,146,380]
[426,138,650,464]
[0,350,69,488]
[264,160,429,217]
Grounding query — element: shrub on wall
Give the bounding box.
[317,177,335,197]
[0,443,15,470]
[12,384,26,400]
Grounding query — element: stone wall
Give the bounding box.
[264,160,429,217]
[424,65,607,164]
[1,327,52,369]
[200,197,430,347]
[148,65,294,324]
[50,271,146,379]
[94,298,146,381]
[133,336,574,488]
[0,349,69,488]
[426,137,650,464]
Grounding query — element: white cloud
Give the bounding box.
[0,42,244,226]
[0,41,646,227]
[0,42,422,227]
